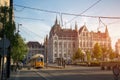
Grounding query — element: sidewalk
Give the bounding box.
[7,70,19,80]
[47,63,75,69]
[47,63,64,69]
[0,71,17,80]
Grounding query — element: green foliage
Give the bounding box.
[109,52,115,60]
[72,48,84,61]
[93,43,102,60]
[0,6,28,62]
[107,48,116,60]
[0,6,16,42]
[86,50,91,62]
[11,34,28,61]
[101,46,108,61]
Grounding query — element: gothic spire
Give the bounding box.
[105,26,108,33]
[105,26,109,36]
[55,16,58,25]
[75,21,78,31]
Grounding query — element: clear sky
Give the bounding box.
[13,0,120,49]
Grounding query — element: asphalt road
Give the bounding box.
[38,66,116,80]
[9,69,46,80]
[9,66,118,80]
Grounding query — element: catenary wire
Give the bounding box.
[63,0,102,26]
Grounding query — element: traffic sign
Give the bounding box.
[0,48,8,56]
[0,38,10,48]
[0,37,10,56]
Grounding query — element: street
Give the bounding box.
[1,0,120,80]
[9,69,46,80]
[9,66,116,80]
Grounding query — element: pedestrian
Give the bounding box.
[63,60,66,68]
[113,64,120,80]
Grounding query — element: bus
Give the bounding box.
[29,54,44,68]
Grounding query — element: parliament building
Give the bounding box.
[47,18,111,63]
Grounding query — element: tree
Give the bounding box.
[109,52,116,61]
[93,43,102,61]
[101,46,107,61]
[11,34,28,62]
[0,6,27,62]
[107,48,116,61]
[72,48,84,62]
[86,50,91,62]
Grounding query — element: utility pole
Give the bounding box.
[17,23,22,33]
[1,2,7,79]
[6,0,13,79]
[45,35,48,68]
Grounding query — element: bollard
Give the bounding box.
[112,64,120,80]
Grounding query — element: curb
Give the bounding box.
[47,66,64,69]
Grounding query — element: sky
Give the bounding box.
[13,0,120,49]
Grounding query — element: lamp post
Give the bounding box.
[17,23,22,34]
[6,0,13,79]
[45,35,48,68]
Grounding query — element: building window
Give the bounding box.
[73,42,75,47]
[69,43,71,48]
[64,54,66,57]
[59,54,62,57]
[64,42,67,48]
[83,32,85,36]
[54,36,57,40]
[54,54,57,57]
[54,41,57,47]
[54,49,57,52]
[80,42,82,47]
[32,45,34,48]
[83,41,85,47]
[59,49,62,52]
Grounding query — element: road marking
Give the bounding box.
[36,71,50,80]
[15,70,20,80]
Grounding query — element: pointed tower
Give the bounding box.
[75,21,78,31]
[105,26,109,36]
[70,24,72,30]
[43,37,46,45]
[55,16,58,25]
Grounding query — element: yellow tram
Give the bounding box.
[29,54,44,68]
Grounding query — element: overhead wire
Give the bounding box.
[20,26,44,42]
[14,2,120,35]
[20,26,44,38]
[14,3,120,20]
[13,2,120,44]
[20,28,35,40]
[14,4,60,14]
[14,16,44,21]
[62,13,120,19]
[14,7,25,12]
[107,20,120,25]
[63,0,102,26]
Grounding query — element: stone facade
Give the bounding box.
[26,41,45,62]
[47,18,111,63]
[0,0,10,6]
[115,39,120,55]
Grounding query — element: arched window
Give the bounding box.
[54,41,57,47]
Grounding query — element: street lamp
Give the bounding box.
[17,23,22,33]
[45,35,48,68]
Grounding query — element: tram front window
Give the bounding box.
[37,58,43,62]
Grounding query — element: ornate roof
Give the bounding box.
[79,25,89,34]
[27,41,44,48]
